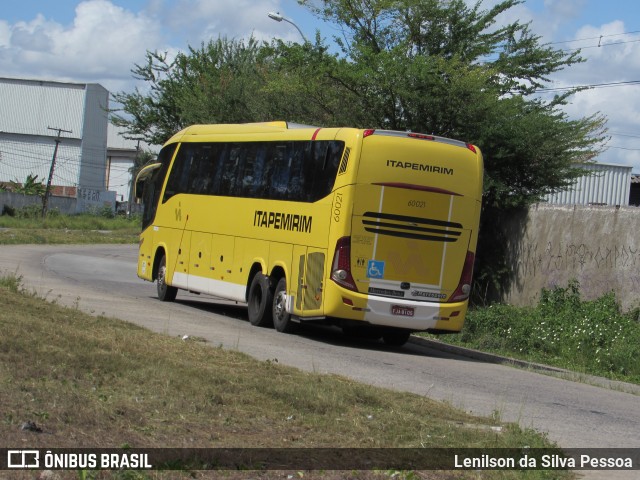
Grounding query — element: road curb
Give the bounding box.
[409,335,640,395]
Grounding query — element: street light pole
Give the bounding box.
[267,11,308,42]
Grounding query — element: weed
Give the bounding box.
[435,280,640,384]
[0,271,23,292]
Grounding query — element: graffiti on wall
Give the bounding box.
[503,207,640,311]
[512,240,640,308]
[518,242,640,278]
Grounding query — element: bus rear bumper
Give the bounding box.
[360,295,467,331]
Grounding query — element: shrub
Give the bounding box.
[442,280,640,383]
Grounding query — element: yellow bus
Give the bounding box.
[135,122,483,346]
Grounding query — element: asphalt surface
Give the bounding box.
[1,244,638,479]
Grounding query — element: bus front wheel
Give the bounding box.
[273,277,298,333]
[247,273,274,328]
[157,254,177,302]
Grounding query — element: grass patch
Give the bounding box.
[0,274,570,479]
[0,214,140,244]
[434,280,640,384]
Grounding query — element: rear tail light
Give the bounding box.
[331,236,358,291]
[449,251,475,302]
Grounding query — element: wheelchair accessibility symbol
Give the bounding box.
[367,260,385,279]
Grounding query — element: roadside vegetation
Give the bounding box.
[0,205,139,244]
[0,272,569,479]
[433,281,640,385]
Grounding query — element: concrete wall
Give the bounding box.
[502,204,640,312]
[0,192,76,215]
[0,191,116,216]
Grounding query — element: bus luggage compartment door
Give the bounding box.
[293,246,326,317]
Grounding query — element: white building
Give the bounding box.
[0,76,153,213]
[107,124,150,206]
[0,77,108,200]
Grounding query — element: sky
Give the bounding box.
[1,0,639,172]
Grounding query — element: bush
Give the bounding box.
[16,204,43,219]
[441,280,640,383]
[84,205,116,219]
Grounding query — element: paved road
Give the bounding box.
[1,244,638,477]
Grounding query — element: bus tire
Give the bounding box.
[382,329,411,347]
[247,273,274,328]
[157,254,177,302]
[272,277,298,333]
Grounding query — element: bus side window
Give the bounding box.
[308,140,343,201]
[218,144,240,196]
[161,140,344,204]
[187,145,214,195]
[240,143,262,198]
[269,143,290,200]
[206,143,226,196]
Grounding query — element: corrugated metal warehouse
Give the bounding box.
[0,77,109,201]
[543,162,632,206]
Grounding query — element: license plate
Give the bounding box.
[391,305,415,317]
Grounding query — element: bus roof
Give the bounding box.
[167,121,319,141]
[165,122,477,153]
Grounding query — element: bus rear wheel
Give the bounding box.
[247,273,274,328]
[382,328,411,347]
[157,254,177,302]
[273,277,298,333]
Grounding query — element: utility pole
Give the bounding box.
[42,126,72,218]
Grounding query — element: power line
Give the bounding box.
[608,145,640,151]
[610,132,640,139]
[548,29,640,46]
[557,38,640,54]
[536,80,640,93]
[481,29,640,63]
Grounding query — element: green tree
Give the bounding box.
[112,0,608,302]
[111,37,276,146]
[110,36,362,140]
[299,0,607,205]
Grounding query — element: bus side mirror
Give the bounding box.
[134,162,162,200]
[134,179,145,200]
